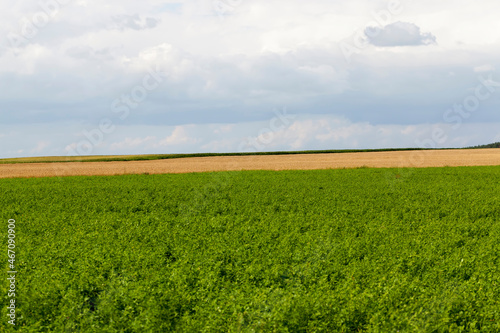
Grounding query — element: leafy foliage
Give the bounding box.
[467,142,500,149]
[1,167,500,331]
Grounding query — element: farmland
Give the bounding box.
[1,166,500,331]
[1,148,500,179]
[0,148,432,164]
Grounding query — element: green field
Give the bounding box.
[1,167,499,332]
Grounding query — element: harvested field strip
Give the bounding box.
[0,148,429,164]
[0,149,499,179]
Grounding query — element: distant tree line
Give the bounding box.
[467,142,500,149]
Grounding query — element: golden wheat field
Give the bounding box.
[0,149,499,179]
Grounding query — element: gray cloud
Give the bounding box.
[364,22,437,47]
[1,40,499,129]
[1,0,499,158]
[110,14,160,31]
[66,46,114,61]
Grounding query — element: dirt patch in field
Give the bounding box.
[1,149,499,179]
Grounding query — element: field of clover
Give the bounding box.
[1,166,499,332]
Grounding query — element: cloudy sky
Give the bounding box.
[1,0,499,158]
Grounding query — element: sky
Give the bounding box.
[1,0,499,158]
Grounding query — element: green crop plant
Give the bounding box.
[0,166,499,332]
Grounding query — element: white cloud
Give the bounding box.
[158,126,198,147]
[474,64,495,73]
[2,116,500,158]
[110,136,155,150]
[110,14,160,31]
[31,141,50,154]
[64,143,78,153]
[213,124,234,134]
[365,22,437,47]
